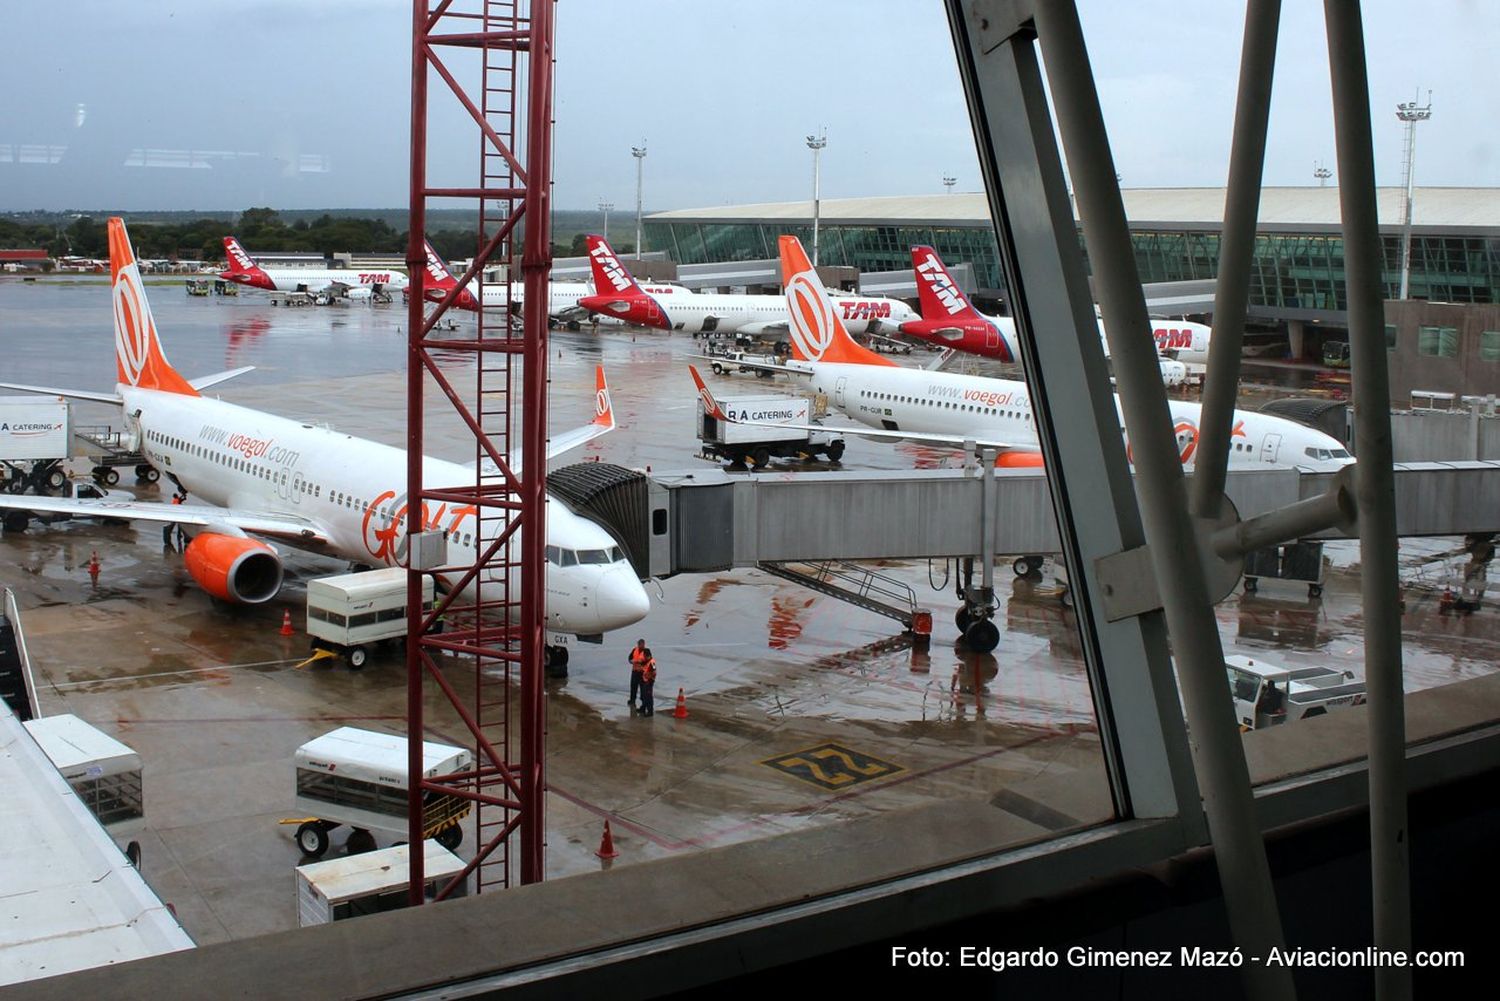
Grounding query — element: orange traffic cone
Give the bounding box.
[672,687,688,719]
[280,609,294,636]
[87,551,101,584]
[595,820,620,860]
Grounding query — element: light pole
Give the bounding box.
[597,200,613,242]
[631,143,647,260]
[943,174,956,194]
[1314,162,1332,187]
[1396,91,1432,300]
[806,130,827,266]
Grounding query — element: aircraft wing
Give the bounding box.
[734,320,791,338]
[0,495,331,545]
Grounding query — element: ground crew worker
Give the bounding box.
[639,648,657,717]
[628,638,648,709]
[164,491,185,550]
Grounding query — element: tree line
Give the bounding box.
[0,208,627,263]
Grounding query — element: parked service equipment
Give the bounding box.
[1225,655,1366,730]
[23,714,144,829]
[288,727,472,859]
[1243,540,1329,598]
[295,840,467,926]
[306,567,435,669]
[697,393,845,468]
[0,396,70,463]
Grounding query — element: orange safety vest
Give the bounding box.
[629,648,648,672]
[642,658,657,685]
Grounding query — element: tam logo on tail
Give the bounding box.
[913,249,968,316]
[224,237,257,273]
[422,241,456,288]
[585,235,639,295]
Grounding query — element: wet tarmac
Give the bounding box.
[0,277,1494,944]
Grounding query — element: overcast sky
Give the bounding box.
[2,1,1495,213]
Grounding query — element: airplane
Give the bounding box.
[901,246,1192,386]
[576,234,918,339]
[1,219,650,668]
[219,236,410,302]
[690,235,1354,473]
[413,239,686,325]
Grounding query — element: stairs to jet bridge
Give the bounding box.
[758,560,931,639]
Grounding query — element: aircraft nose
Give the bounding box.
[594,564,651,631]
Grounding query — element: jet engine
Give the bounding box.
[183,533,284,604]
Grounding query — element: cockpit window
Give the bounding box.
[610,546,625,563]
[1330,448,1350,458]
[577,549,613,565]
[559,549,577,567]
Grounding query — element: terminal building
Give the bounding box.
[646,187,1500,404]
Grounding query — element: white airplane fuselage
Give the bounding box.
[225,267,410,296]
[124,386,648,636]
[586,289,918,337]
[788,360,1353,471]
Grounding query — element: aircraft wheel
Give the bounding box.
[346,828,377,855]
[296,822,331,859]
[963,619,1000,653]
[347,646,369,670]
[955,606,973,633]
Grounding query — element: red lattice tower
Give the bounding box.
[404,0,553,899]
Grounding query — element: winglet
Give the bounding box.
[593,364,614,428]
[777,235,895,367]
[687,365,729,421]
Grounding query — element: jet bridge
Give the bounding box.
[551,460,1500,581]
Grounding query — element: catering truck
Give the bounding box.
[0,396,71,495]
[1225,655,1367,730]
[697,393,845,469]
[305,567,435,669]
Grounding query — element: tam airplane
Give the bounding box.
[901,246,1192,386]
[2,219,649,666]
[692,235,1353,473]
[219,236,410,301]
[577,234,917,338]
[416,239,686,322]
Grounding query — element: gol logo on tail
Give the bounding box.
[786,272,837,361]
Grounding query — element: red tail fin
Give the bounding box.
[111,219,198,395]
[421,239,458,290]
[777,236,894,367]
[910,246,980,320]
[585,235,645,297]
[219,236,274,289]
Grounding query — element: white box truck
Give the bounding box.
[0,396,70,462]
[23,714,144,831]
[288,726,472,859]
[697,394,844,468]
[295,840,468,926]
[306,567,435,669]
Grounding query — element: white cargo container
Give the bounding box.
[697,394,844,468]
[290,727,472,859]
[306,567,434,668]
[0,396,70,462]
[295,840,467,926]
[22,714,144,830]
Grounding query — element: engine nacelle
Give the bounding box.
[184,533,283,604]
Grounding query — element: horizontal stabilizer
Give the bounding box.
[0,382,122,405]
[188,366,256,392]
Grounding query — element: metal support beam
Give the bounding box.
[1192,0,1282,519]
[1323,4,1414,997]
[1025,3,1294,994]
[945,1,1201,832]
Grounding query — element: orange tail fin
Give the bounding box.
[110,219,198,395]
[777,236,894,367]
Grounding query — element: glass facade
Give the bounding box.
[645,220,1500,311]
